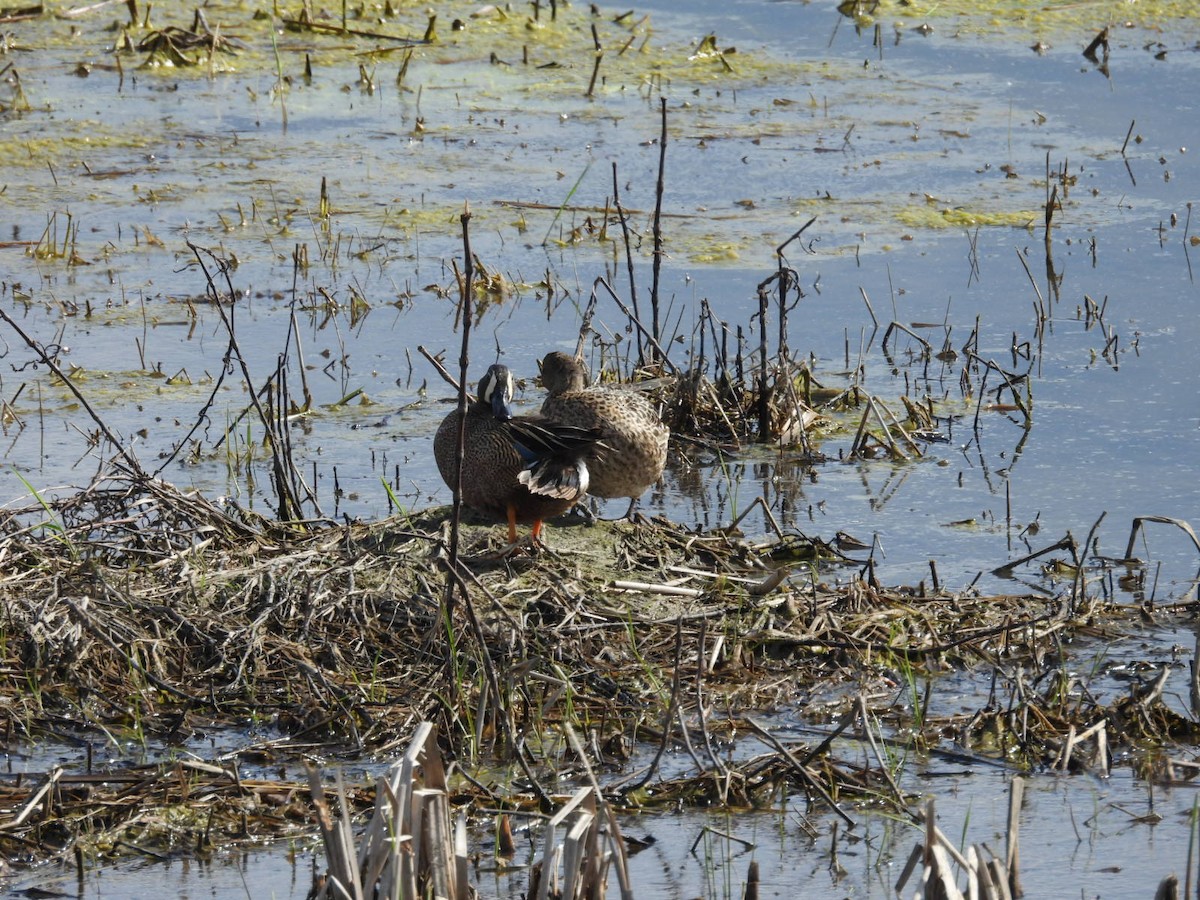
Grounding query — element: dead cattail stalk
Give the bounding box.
[771,219,814,361]
[1082,27,1108,62]
[896,793,1024,899]
[650,97,667,361]
[1043,151,1056,248]
[309,722,469,900]
[610,163,644,365]
[743,859,759,900]
[1012,246,1046,326]
[443,204,475,628]
[585,23,603,97]
[1155,874,1180,900]
[1006,776,1024,899]
[859,285,879,329]
[756,285,770,441]
[1124,516,1200,564]
[881,320,932,360]
[1068,511,1107,616]
[533,786,601,900]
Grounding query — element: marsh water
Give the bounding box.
[2,0,1199,896]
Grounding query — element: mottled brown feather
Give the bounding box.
[538,352,669,501]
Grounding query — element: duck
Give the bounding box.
[434,363,602,547]
[538,351,669,513]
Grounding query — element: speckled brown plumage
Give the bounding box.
[434,363,602,544]
[538,351,669,502]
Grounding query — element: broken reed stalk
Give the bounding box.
[288,308,314,411]
[896,787,1023,900]
[848,394,911,460]
[773,217,815,361]
[310,722,470,900]
[417,344,459,391]
[433,209,509,751]
[280,12,432,44]
[439,204,480,713]
[1013,245,1046,328]
[991,534,1075,577]
[585,22,603,97]
[881,320,932,360]
[856,694,907,807]
[1120,119,1135,156]
[1082,26,1109,63]
[1068,510,1106,617]
[562,724,633,899]
[611,162,644,365]
[756,282,770,441]
[1124,515,1200,563]
[859,285,879,329]
[1006,776,1023,895]
[1055,718,1110,776]
[650,96,667,362]
[1044,151,1057,249]
[875,396,923,457]
[746,717,856,827]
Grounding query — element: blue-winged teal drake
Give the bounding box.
[538,352,669,508]
[434,363,602,545]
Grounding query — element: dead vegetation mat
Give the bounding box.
[0,474,1192,867]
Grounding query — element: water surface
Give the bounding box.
[2,0,1199,896]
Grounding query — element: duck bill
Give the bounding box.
[491,389,514,421]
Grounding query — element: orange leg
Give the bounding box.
[530,518,544,545]
[506,505,519,544]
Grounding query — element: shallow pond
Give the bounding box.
[1,0,1199,896]
[3,0,1196,597]
[3,758,1194,899]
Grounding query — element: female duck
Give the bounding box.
[538,351,669,511]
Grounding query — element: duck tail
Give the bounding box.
[505,418,601,498]
[519,458,590,499]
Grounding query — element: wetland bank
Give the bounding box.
[1,0,1199,897]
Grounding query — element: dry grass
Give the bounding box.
[0,470,1191,882]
